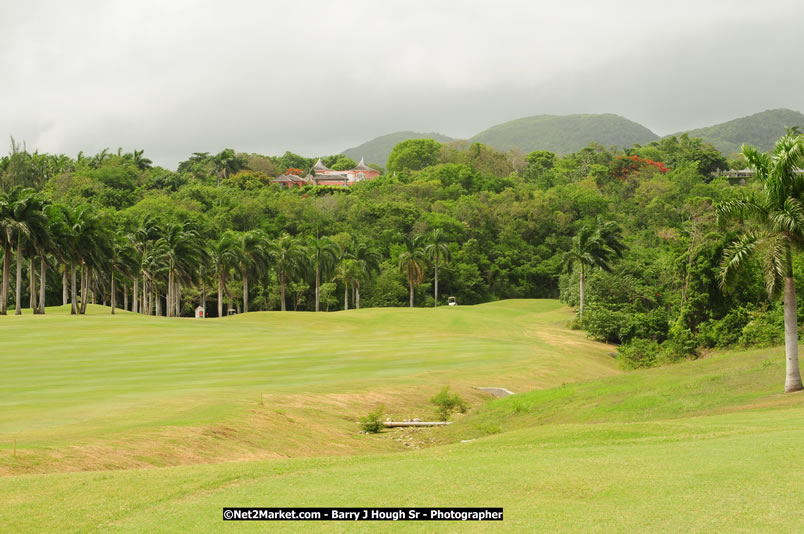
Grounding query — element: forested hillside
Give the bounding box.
[469,113,659,153]
[342,131,453,168]
[671,108,804,156]
[1,131,799,370]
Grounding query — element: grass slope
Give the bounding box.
[469,114,659,154]
[0,299,617,475]
[670,108,804,155]
[342,131,454,168]
[2,341,803,532]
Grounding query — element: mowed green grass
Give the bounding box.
[3,353,804,532]
[0,299,619,473]
[4,300,804,532]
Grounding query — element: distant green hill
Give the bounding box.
[342,131,454,168]
[469,113,659,154]
[669,108,804,155]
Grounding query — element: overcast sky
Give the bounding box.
[2,0,803,168]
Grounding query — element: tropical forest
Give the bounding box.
[3,124,803,378]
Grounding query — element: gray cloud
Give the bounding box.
[2,0,803,168]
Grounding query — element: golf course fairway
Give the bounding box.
[2,299,803,532]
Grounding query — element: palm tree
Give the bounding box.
[24,196,50,314]
[213,148,246,187]
[308,235,338,312]
[5,188,41,314]
[718,128,804,393]
[350,240,381,309]
[108,233,138,314]
[154,221,206,317]
[273,233,307,311]
[210,233,237,317]
[425,229,451,307]
[231,230,269,313]
[398,235,427,307]
[51,205,108,315]
[131,149,152,170]
[562,217,626,319]
[0,189,15,315]
[336,258,360,311]
[130,215,162,315]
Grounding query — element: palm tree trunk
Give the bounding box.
[62,266,68,306]
[123,282,128,311]
[15,240,22,315]
[70,262,78,314]
[29,256,37,313]
[242,270,248,313]
[356,282,360,310]
[39,255,46,314]
[218,274,224,318]
[156,289,161,316]
[409,281,414,308]
[280,274,287,312]
[315,265,320,312]
[343,281,348,311]
[80,266,89,314]
[167,270,173,317]
[579,266,585,319]
[434,260,439,307]
[1,242,9,314]
[783,274,803,393]
[133,279,138,313]
[175,280,180,317]
[111,273,116,314]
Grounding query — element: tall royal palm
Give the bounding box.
[562,217,626,319]
[398,235,427,308]
[308,235,338,312]
[53,205,107,315]
[0,189,15,314]
[350,240,380,310]
[425,229,451,307]
[718,129,804,393]
[108,233,138,314]
[210,233,237,318]
[155,221,206,317]
[130,215,162,315]
[24,196,50,314]
[232,230,269,313]
[5,188,42,314]
[273,233,307,312]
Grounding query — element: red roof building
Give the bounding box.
[309,157,380,186]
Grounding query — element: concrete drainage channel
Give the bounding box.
[382,387,514,428]
[474,387,515,398]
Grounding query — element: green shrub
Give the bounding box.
[620,308,670,344]
[430,387,468,421]
[697,306,752,348]
[359,405,385,433]
[617,339,661,369]
[661,323,699,363]
[738,308,784,348]
[584,308,628,343]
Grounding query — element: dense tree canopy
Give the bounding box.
[1,132,799,377]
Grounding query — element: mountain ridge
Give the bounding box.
[341,109,804,166]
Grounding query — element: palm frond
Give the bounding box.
[757,234,787,299]
[719,231,763,290]
[770,197,804,237]
[716,197,767,226]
